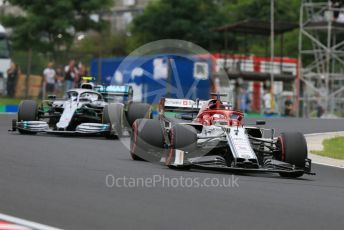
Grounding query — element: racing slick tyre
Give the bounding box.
[130,119,164,162]
[167,124,197,170]
[102,103,124,139]
[17,100,38,134]
[277,132,308,178]
[127,102,152,128]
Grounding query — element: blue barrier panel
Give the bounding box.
[5,105,18,113]
[91,54,211,103]
[90,58,123,85]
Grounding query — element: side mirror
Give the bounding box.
[48,95,56,100]
[256,120,266,125]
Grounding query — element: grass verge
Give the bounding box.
[311,136,344,160]
[0,97,21,105]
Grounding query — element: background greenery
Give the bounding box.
[130,0,302,56]
[1,0,304,74]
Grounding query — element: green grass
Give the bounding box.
[245,112,263,118]
[311,136,344,160]
[0,97,22,105]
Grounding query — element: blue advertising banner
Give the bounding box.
[90,54,211,103]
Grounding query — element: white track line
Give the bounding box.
[310,161,344,168]
[0,224,31,230]
[304,131,344,137]
[0,213,62,230]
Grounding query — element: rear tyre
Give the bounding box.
[167,124,197,170]
[126,102,152,127]
[130,119,164,161]
[17,100,38,134]
[277,132,308,178]
[102,103,123,139]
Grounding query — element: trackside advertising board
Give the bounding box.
[90,55,211,103]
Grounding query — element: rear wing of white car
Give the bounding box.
[158,98,208,114]
[95,85,134,103]
[96,85,133,96]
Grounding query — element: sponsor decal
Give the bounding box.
[193,62,209,80]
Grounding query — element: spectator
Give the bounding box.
[6,62,19,98]
[0,72,4,96]
[263,92,271,114]
[332,0,344,19]
[43,62,56,95]
[284,96,294,117]
[55,67,64,96]
[239,88,250,113]
[317,104,324,118]
[77,62,88,87]
[64,60,78,92]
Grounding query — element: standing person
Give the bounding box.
[239,88,250,113]
[64,60,78,92]
[77,63,88,87]
[284,96,294,117]
[263,90,271,115]
[6,62,19,98]
[55,67,64,97]
[43,62,56,95]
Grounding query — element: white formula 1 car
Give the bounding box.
[11,84,151,137]
[130,94,314,178]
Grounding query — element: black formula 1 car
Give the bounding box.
[130,94,314,178]
[11,83,151,137]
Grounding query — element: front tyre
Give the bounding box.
[166,124,197,170]
[130,119,164,162]
[277,132,308,178]
[17,100,38,134]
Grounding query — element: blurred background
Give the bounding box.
[0,0,343,118]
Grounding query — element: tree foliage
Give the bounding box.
[224,0,300,22]
[2,0,304,59]
[2,0,113,53]
[73,32,129,57]
[130,0,227,51]
[130,0,301,57]
[222,0,301,57]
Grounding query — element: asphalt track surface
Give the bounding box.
[0,114,344,230]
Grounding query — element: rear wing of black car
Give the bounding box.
[158,98,208,115]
